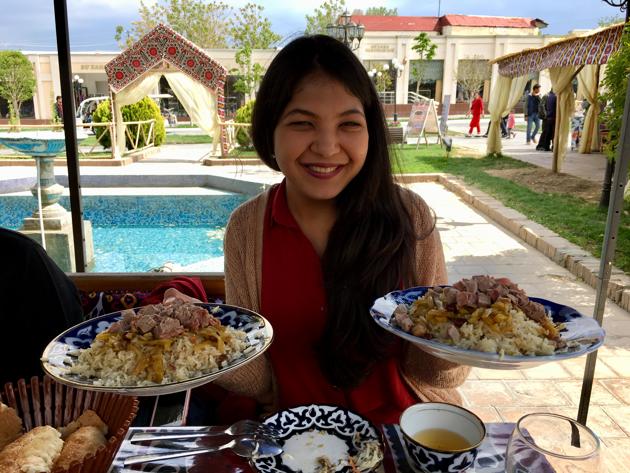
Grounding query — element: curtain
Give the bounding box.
[549,66,578,172]
[486,74,528,155]
[163,71,221,155]
[112,74,161,158]
[487,75,512,155]
[577,64,600,154]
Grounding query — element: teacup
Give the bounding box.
[399,402,486,473]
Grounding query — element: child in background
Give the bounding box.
[507,111,516,139]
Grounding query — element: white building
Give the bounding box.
[13,14,564,120]
[353,14,559,106]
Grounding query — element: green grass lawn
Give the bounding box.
[396,145,630,274]
[165,134,213,144]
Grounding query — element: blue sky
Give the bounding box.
[0,0,624,51]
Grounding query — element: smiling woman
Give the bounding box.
[173,34,471,426]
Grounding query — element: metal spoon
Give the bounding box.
[123,435,283,466]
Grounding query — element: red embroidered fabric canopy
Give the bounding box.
[105,24,227,94]
[104,24,229,156]
[491,23,624,78]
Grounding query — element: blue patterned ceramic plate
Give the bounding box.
[253,404,383,473]
[41,303,274,396]
[370,286,605,370]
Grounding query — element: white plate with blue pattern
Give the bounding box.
[41,303,273,396]
[370,286,605,370]
[253,404,383,473]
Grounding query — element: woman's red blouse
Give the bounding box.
[261,180,416,425]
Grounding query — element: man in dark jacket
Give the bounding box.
[0,228,84,385]
[525,84,541,144]
[537,90,557,151]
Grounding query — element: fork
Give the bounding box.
[131,419,280,443]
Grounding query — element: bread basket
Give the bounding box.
[1,376,138,473]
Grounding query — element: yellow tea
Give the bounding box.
[412,428,471,451]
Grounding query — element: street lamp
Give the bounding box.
[326,10,365,50]
[72,74,84,107]
[391,58,405,122]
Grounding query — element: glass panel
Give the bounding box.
[409,60,444,81]
[347,23,358,40]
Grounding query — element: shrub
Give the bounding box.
[235,100,255,148]
[600,26,630,161]
[92,96,166,150]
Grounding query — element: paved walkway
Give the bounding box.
[446,117,609,184]
[410,181,630,471]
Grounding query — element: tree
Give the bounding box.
[0,51,35,126]
[305,0,347,35]
[456,56,491,102]
[115,0,231,49]
[600,28,630,163]
[598,15,624,27]
[369,64,393,93]
[229,3,281,100]
[410,33,437,96]
[365,6,397,15]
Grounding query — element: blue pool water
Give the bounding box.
[0,193,247,272]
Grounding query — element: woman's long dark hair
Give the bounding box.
[251,35,419,388]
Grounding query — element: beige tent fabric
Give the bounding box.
[112,71,221,158]
[549,66,578,172]
[577,64,600,154]
[113,74,161,158]
[487,75,512,155]
[486,75,528,155]
[163,72,221,154]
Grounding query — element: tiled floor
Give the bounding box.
[411,182,630,471]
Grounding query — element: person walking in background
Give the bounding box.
[507,111,516,139]
[525,84,541,144]
[466,92,484,137]
[55,96,63,123]
[537,89,556,152]
[536,90,548,150]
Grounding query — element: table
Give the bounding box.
[109,423,516,472]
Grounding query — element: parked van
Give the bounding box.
[75,93,173,127]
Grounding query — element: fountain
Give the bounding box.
[0,131,94,271]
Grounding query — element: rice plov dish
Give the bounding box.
[393,275,571,358]
[70,300,248,386]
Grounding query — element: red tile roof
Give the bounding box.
[351,15,441,32]
[351,14,540,32]
[440,15,537,28]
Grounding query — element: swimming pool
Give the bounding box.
[0,192,247,272]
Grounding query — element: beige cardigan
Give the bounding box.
[216,184,471,407]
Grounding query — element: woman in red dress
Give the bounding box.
[467,92,484,136]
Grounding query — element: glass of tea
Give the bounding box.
[399,403,486,473]
[505,413,602,473]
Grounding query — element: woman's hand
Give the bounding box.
[163,288,202,305]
